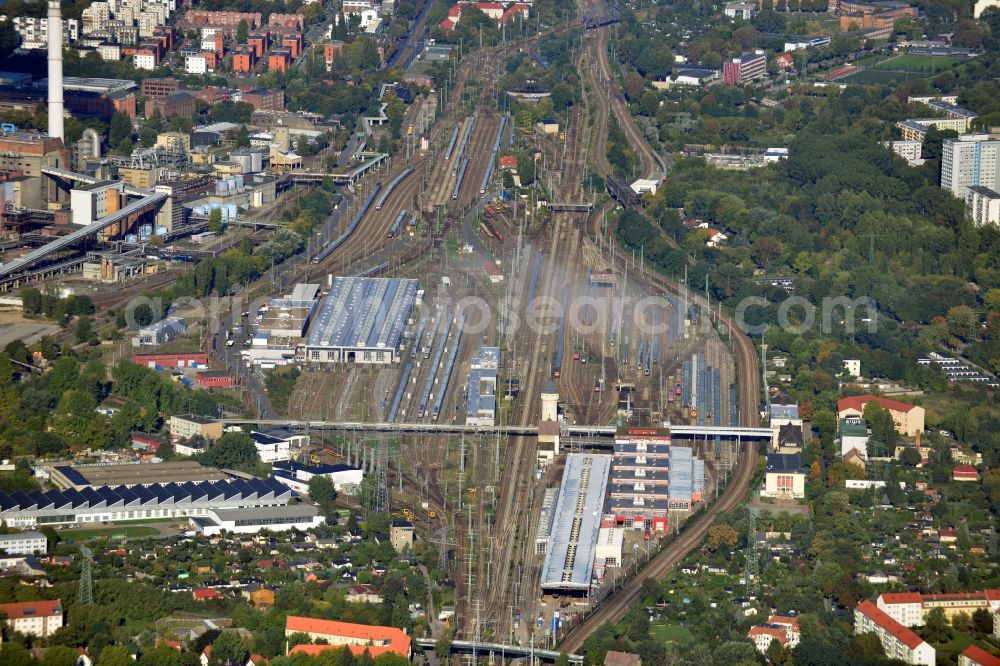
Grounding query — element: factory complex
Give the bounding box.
[239,278,420,368]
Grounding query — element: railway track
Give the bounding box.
[553,7,761,651]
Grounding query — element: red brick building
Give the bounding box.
[184,10,261,29]
[241,88,284,111]
[281,33,303,58]
[248,32,269,57]
[267,12,305,31]
[145,91,197,120]
[196,371,234,388]
[268,49,291,72]
[142,77,185,98]
[233,47,257,73]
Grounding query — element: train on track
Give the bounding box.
[375,166,415,210]
[313,183,382,264]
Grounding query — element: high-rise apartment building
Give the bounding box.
[941,134,1000,199]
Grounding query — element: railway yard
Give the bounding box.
[10,3,763,658]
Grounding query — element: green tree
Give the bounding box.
[0,20,19,58]
[899,446,921,466]
[97,646,134,666]
[75,315,95,344]
[235,124,250,148]
[199,432,261,472]
[208,207,224,234]
[109,111,133,149]
[236,19,249,43]
[20,287,42,316]
[923,608,952,643]
[210,631,246,666]
[137,647,182,666]
[41,646,81,666]
[0,643,34,666]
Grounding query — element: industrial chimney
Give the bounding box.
[47,0,64,141]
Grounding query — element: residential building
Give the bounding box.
[897,117,975,141]
[966,185,1000,226]
[0,532,47,555]
[885,140,925,166]
[959,646,1000,666]
[185,54,209,74]
[953,465,980,481]
[268,49,291,72]
[134,52,157,70]
[763,453,805,499]
[877,590,1000,626]
[185,10,262,29]
[390,520,414,552]
[0,600,64,637]
[837,395,925,437]
[854,600,934,665]
[722,50,767,85]
[169,414,224,442]
[345,584,383,604]
[941,134,1000,199]
[233,47,257,73]
[844,358,862,377]
[749,616,800,653]
[723,1,757,18]
[6,16,80,50]
[284,617,412,658]
[840,416,869,459]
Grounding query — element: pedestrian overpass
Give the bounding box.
[414,639,583,664]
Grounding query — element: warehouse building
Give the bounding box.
[466,347,500,426]
[47,461,229,490]
[0,477,294,528]
[667,446,705,511]
[540,453,612,593]
[132,317,186,347]
[189,504,323,536]
[304,277,419,364]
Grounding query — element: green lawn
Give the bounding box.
[841,69,928,84]
[651,624,695,647]
[58,526,161,543]
[875,54,968,71]
[933,633,996,664]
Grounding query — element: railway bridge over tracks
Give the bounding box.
[414,639,583,664]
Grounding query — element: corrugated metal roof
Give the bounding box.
[540,454,612,591]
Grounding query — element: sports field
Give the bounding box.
[837,53,970,84]
[58,525,161,543]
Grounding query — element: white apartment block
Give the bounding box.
[185,54,209,74]
[0,600,64,638]
[97,43,121,61]
[134,53,157,70]
[941,134,1000,199]
[885,140,924,166]
[82,0,173,37]
[855,601,934,666]
[82,2,112,33]
[0,531,47,555]
[966,186,1000,227]
[5,16,80,49]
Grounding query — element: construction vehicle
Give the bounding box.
[309,453,321,464]
[426,509,438,519]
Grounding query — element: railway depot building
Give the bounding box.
[304,277,419,364]
[539,453,612,594]
[0,477,294,528]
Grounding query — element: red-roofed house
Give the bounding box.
[960,645,1000,666]
[775,52,794,69]
[748,625,789,653]
[854,600,934,665]
[193,588,224,601]
[499,155,518,170]
[953,465,979,482]
[837,395,925,437]
[483,260,503,283]
[246,655,270,666]
[285,617,411,658]
[441,1,529,29]
[938,527,958,544]
[0,599,64,637]
[748,615,800,653]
